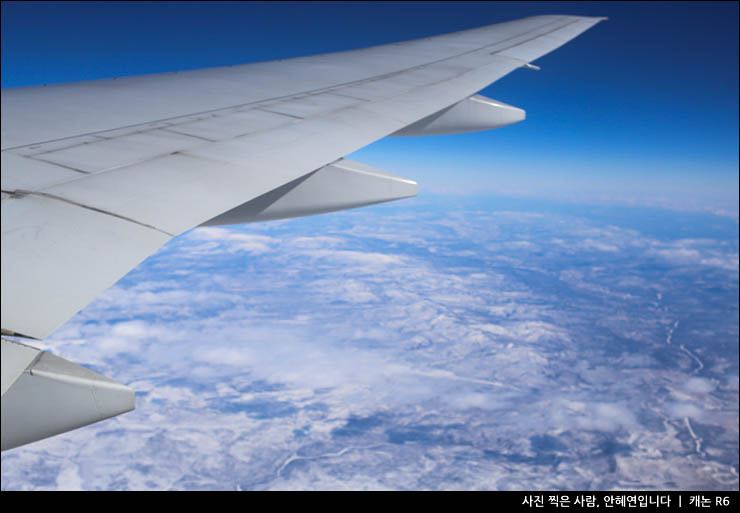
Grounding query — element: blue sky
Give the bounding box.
[2,1,738,216]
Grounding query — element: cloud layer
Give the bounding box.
[2,197,737,490]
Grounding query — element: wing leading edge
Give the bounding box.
[0,14,605,450]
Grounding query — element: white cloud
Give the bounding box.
[581,238,619,252]
[297,249,405,267]
[666,402,705,420]
[55,465,83,491]
[547,400,639,433]
[189,227,276,254]
[682,378,717,395]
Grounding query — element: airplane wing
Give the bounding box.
[1,15,605,450]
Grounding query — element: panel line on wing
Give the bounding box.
[254,107,306,120]
[23,157,91,175]
[489,18,582,56]
[159,127,218,143]
[14,190,175,236]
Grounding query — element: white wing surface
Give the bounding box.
[1,15,604,450]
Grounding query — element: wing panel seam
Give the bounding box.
[12,190,175,236]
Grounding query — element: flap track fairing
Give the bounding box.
[391,94,525,137]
